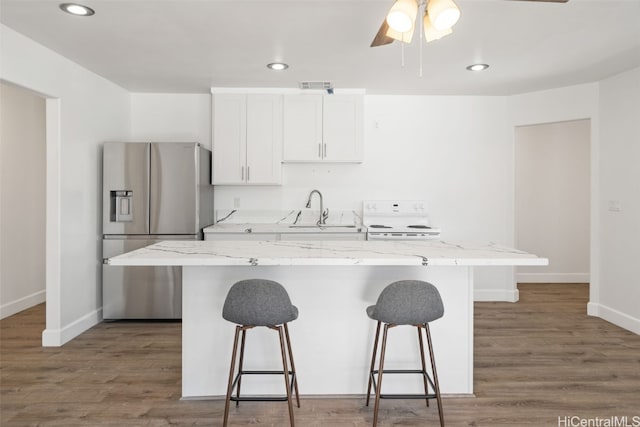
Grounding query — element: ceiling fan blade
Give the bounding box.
[371,19,395,47]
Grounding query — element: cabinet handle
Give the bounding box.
[241,166,245,181]
[323,143,327,158]
[318,143,322,158]
[247,166,250,182]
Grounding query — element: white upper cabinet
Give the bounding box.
[283,94,363,163]
[212,93,282,185]
[282,95,323,161]
[246,95,283,184]
[212,94,246,185]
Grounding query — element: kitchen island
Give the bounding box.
[107,239,547,399]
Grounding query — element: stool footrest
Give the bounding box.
[230,370,297,404]
[369,369,438,399]
[230,396,290,402]
[240,370,294,375]
[379,393,438,399]
[373,369,424,374]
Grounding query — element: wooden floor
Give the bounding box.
[1,284,639,426]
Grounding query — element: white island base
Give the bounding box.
[183,265,473,398]
[107,239,547,399]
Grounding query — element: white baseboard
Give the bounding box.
[474,289,519,302]
[587,302,640,335]
[42,307,102,347]
[0,290,46,319]
[516,272,590,283]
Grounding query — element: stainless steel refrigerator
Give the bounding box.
[102,142,214,319]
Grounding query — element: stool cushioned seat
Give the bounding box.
[366,280,444,325]
[223,279,299,326]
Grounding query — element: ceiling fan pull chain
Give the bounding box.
[419,2,424,77]
[401,38,405,67]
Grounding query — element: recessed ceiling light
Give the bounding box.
[267,63,289,71]
[466,63,489,72]
[59,3,95,16]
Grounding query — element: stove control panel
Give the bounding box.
[363,200,427,215]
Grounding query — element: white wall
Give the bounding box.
[0,82,46,318]
[131,93,211,149]
[592,67,640,334]
[0,25,131,345]
[515,119,591,283]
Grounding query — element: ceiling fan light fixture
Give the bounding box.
[426,0,460,30]
[386,21,416,43]
[386,0,418,33]
[423,12,453,42]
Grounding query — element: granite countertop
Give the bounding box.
[203,209,365,234]
[107,239,548,267]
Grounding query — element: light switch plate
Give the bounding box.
[608,200,621,212]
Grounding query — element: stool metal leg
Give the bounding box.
[234,328,247,407]
[372,323,390,427]
[276,325,296,427]
[283,323,300,408]
[417,325,430,407]
[425,323,444,427]
[365,321,382,407]
[223,325,242,427]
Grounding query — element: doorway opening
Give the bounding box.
[0,82,46,319]
[514,119,591,285]
[1,80,61,347]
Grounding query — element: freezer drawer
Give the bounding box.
[103,238,181,319]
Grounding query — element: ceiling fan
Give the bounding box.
[371,0,569,47]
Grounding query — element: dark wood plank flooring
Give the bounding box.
[1,284,639,426]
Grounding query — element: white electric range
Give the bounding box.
[363,200,441,241]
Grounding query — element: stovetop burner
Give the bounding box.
[363,200,441,241]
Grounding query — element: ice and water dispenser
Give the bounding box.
[110,190,133,222]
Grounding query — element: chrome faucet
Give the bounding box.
[305,189,328,225]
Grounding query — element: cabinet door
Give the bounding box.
[283,94,323,161]
[323,94,363,162]
[212,94,246,184]
[246,95,283,184]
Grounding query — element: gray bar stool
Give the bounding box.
[222,279,300,427]
[365,280,445,427]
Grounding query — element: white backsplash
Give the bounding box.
[214,209,361,226]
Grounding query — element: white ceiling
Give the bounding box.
[2,0,639,95]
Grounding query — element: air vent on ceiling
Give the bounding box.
[299,81,333,90]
